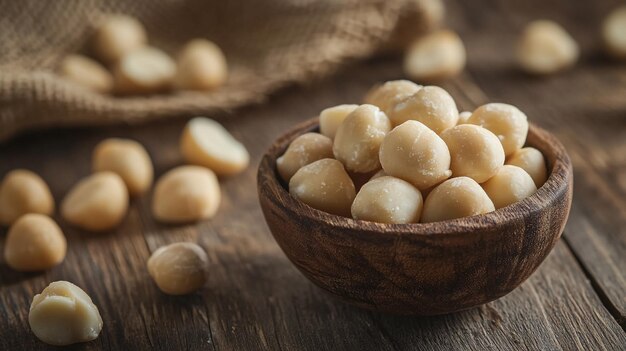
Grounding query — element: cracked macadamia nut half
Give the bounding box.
[114,47,176,94]
[152,166,221,223]
[92,138,153,196]
[506,147,548,188]
[602,6,626,60]
[516,20,579,75]
[404,29,466,82]
[277,133,333,182]
[363,80,422,116]
[29,281,103,346]
[351,176,423,224]
[175,39,228,91]
[319,104,359,139]
[92,14,147,63]
[180,117,249,176]
[289,158,356,217]
[59,55,113,93]
[482,165,537,209]
[388,85,458,133]
[147,242,209,295]
[0,169,55,226]
[421,177,495,223]
[4,214,66,272]
[467,103,529,157]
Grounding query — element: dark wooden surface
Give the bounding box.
[1,0,626,349]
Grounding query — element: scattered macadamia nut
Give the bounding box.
[516,20,579,75]
[59,55,113,93]
[180,117,249,176]
[363,80,422,116]
[0,170,55,226]
[147,242,208,295]
[29,281,102,346]
[468,103,529,157]
[4,214,66,272]
[61,172,129,231]
[333,104,391,173]
[92,14,147,63]
[389,85,458,133]
[289,158,356,217]
[92,138,153,196]
[175,39,228,90]
[457,111,472,125]
[114,47,176,94]
[319,104,359,139]
[379,120,452,190]
[351,176,423,224]
[602,6,626,60]
[277,133,333,182]
[506,147,548,188]
[441,124,505,183]
[404,29,466,82]
[421,177,495,223]
[152,166,221,223]
[482,165,537,209]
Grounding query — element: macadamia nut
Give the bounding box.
[351,176,423,224]
[441,124,505,183]
[152,166,221,223]
[59,55,113,93]
[289,158,356,216]
[92,14,147,63]
[482,165,537,209]
[147,242,208,295]
[277,133,333,182]
[506,147,548,188]
[29,281,102,346]
[379,120,452,190]
[61,172,128,231]
[175,39,228,90]
[457,111,472,125]
[319,104,359,139]
[421,177,495,223]
[516,20,579,75]
[404,30,466,82]
[602,6,626,60]
[333,104,391,173]
[114,47,176,94]
[468,103,529,157]
[363,80,421,116]
[92,138,153,196]
[389,85,458,133]
[180,117,249,176]
[4,214,66,272]
[0,169,54,226]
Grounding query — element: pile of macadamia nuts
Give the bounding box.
[58,14,228,95]
[0,117,247,345]
[279,80,548,224]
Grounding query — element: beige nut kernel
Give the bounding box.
[363,80,422,116]
[404,29,466,82]
[175,39,228,91]
[59,55,113,93]
[152,166,221,223]
[389,85,458,133]
[379,120,452,190]
[602,6,626,60]
[506,147,548,188]
[457,111,472,125]
[467,103,529,157]
[421,177,495,223]
[180,117,249,176]
[4,214,66,272]
[441,124,505,183]
[114,47,176,94]
[289,158,356,217]
[333,104,391,173]
[92,138,153,196]
[277,133,333,182]
[482,165,537,209]
[92,14,147,63]
[369,169,387,181]
[0,169,54,226]
[61,172,128,231]
[29,281,102,346]
[319,104,359,139]
[516,20,579,75]
[351,176,423,224]
[147,242,208,295]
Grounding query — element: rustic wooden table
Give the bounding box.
[1,0,626,349]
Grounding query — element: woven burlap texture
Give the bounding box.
[0,0,438,141]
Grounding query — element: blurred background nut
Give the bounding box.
[0,169,55,226]
[602,6,626,60]
[92,138,153,196]
[319,104,358,140]
[421,177,495,223]
[92,14,147,63]
[404,29,466,82]
[277,133,333,182]
[147,242,209,295]
[482,165,537,209]
[175,39,228,91]
[114,47,176,94]
[388,85,458,132]
[363,80,422,117]
[516,20,579,75]
[58,55,113,93]
[4,214,66,272]
[29,281,102,346]
[61,172,129,231]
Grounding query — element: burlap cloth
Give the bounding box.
[0,0,441,141]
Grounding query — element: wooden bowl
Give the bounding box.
[257,118,573,315]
